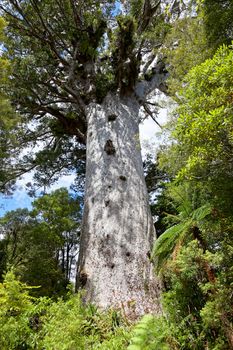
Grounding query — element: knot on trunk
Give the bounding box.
[108,114,117,122]
[105,199,110,207]
[104,139,116,155]
[119,175,127,181]
[79,270,88,287]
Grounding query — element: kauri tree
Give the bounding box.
[0,0,182,315]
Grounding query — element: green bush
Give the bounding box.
[0,270,49,349]
[0,271,130,350]
[40,295,130,350]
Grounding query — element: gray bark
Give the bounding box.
[76,93,162,318]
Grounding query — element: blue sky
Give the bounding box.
[0,191,32,215]
[0,173,76,217]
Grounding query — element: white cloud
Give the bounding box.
[49,174,76,191]
[139,91,170,158]
[140,108,168,153]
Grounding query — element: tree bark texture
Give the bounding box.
[76,93,161,317]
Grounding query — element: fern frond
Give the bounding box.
[127,315,170,350]
[191,204,212,222]
[152,221,191,271]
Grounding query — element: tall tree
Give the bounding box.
[202,0,233,50]
[0,0,177,315]
[31,188,81,284]
[0,18,20,191]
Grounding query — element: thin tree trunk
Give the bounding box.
[66,244,70,281]
[76,93,161,318]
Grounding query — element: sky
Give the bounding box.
[0,174,77,216]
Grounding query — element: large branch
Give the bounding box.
[138,0,161,34]
[135,60,168,100]
[40,106,87,145]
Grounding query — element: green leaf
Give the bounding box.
[127,345,142,350]
[153,221,190,270]
[191,204,212,222]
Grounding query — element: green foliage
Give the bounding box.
[153,182,212,271]
[130,0,144,19]
[0,17,7,41]
[41,296,130,350]
[164,15,213,95]
[153,221,188,268]
[173,44,233,192]
[0,54,21,191]
[0,272,130,350]
[0,188,81,297]
[0,3,233,350]
[161,240,232,349]
[143,154,177,237]
[0,270,49,350]
[159,44,233,217]
[154,43,233,349]
[202,0,233,49]
[1,250,230,350]
[0,0,168,190]
[127,314,171,350]
[130,233,231,349]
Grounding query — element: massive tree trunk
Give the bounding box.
[76,93,161,317]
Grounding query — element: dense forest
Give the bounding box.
[0,0,232,349]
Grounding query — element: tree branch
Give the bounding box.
[138,0,161,34]
[135,60,168,100]
[142,102,162,128]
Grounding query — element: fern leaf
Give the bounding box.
[152,221,191,271]
[191,204,212,222]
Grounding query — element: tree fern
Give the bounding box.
[153,203,212,271]
[153,221,190,271]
